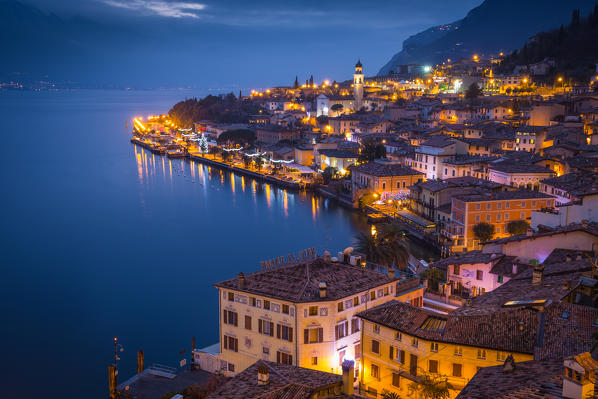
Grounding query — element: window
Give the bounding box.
[486,214,491,221]
[392,372,401,388]
[454,346,463,356]
[497,202,502,209]
[477,349,486,359]
[371,339,380,354]
[496,214,501,221]
[382,182,386,190]
[223,310,238,326]
[282,304,289,314]
[337,302,344,312]
[345,299,353,309]
[475,215,480,222]
[228,363,235,372]
[373,324,380,334]
[339,350,346,366]
[430,342,439,352]
[454,265,460,276]
[311,356,318,365]
[227,292,234,302]
[245,315,252,330]
[335,321,349,339]
[277,324,293,342]
[250,297,257,307]
[505,202,510,208]
[309,306,318,316]
[353,297,359,306]
[355,343,361,360]
[497,352,506,361]
[351,318,360,334]
[384,286,389,296]
[371,363,380,379]
[521,201,526,207]
[395,331,402,341]
[429,360,438,374]
[277,351,292,365]
[258,319,274,336]
[453,363,462,377]
[532,201,536,207]
[505,213,509,220]
[370,291,376,300]
[304,327,323,344]
[476,270,483,280]
[264,300,271,310]
[223,335,238,352]
[411,337,419,348]
[498,275,504,283]
[520,212,525,219]
[262,346,270,355]
[486,203,491,210]
[476,203,481,210]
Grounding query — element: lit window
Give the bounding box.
[430,342,439,352]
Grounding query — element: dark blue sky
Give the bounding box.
[4,0,483,89]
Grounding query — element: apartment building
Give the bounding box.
[488,163,555,190]
[407,135,469,180]
[352,160,424,201]
[450,190,554,252]
[201,256,424,377]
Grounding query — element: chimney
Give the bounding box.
[503,354,516,373]
[341,360,355,396]
[319,282,327,298]
[324,251,331,262]
[512,263,518,275]
[238,272,246,290]
[532,265,544,286]
[257,364,270,385]
[388,267,395,279]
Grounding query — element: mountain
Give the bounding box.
[377,0,598,76]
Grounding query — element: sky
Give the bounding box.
[2,0,483,89]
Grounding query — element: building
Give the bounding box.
[488,162,555,190]
[407,135,469,180]
[357,254,598,398]
[316,95,355,117]
[481,222,598,263]
[317,149,358,173]
[255,125,300,144]
[430,251,528,298]
[450,190,554,252]
[539,171,598,205]
[353,60,364,111]
[199,255,424,377]
[352,160,424,201]
[206,360,358,398]
[514,126,547,152]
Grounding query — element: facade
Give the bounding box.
[515,126,547,152]
[450,190,554,252]
[488,163,555,190]
[407,135,469,180]
[255,125,300,144]
[352,161,424,201]
[204,256,424,377]
[317,149,358,173]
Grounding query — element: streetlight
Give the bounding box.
[114,337,124,375]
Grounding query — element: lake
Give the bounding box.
[0,90,374,398]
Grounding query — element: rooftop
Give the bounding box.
[352,162,423,178]
[318,149,358,159]
[452,189,553,203]
[420,135,457,148]
[489,162,555,174]
[214,258,400,303]
[483,222,598,245]
[430,251,503,271]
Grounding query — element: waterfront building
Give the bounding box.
[450,190,554,252]
[351,160,424,202]
[197,256,424,377]
[317,150,358,174]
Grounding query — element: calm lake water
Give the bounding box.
[0,90,372,398]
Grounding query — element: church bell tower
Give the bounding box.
[353,59,364,111]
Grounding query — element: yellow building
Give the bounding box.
[357,301,535,398]
[198,254,424,378]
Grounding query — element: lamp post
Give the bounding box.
[114,337,124,384]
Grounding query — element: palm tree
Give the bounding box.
[381,391,401,399]
[355,231,389,265]
[355,223,410,271]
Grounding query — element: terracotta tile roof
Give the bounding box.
[207,360,346,399]
[351,162,423,177]
[453,189,553,203]
[489,256,530,278]
[483,222,598,245]
[456,358,564,399]
[430,250,502,271]
[420,135,457,148]
[489,162,555,174]
[214,258,398,303]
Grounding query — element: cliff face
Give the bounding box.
[377,0,597,76]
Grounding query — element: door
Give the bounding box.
[410,354,418,376]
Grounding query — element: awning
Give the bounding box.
[285,163,315,174]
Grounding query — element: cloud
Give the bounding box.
[102,0,206,18]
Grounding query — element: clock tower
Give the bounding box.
[353,59,364,111]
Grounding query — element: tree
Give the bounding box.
[473,222,495,243]
[420,267,446,292]
[330,104,344,113]
[381,391,401,399]
[465,83,482,100]
[242,154,251,169]
[410,374,451,399]
[220,150,232,162]
[208,146,220,160]
[255,155,264,171]
[507,220,530,236]
[322,166,338,184]
[355,222,410,270]
[359,141,386,162]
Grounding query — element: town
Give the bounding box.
[120,21,598,399]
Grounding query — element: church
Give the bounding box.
[316,60,365,117]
